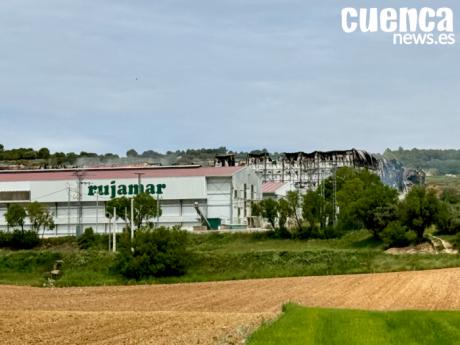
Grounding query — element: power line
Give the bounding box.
[33,188,68,201]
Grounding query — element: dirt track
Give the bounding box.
[1,268,459,344]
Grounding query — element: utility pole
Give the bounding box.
[74,170,86,236]
[134,172,145,230]
[263,153,267,183]
[134,172,144,192]
[95,192,99,232]
[156,194,160,228]
[113,207,117,252]
[130,197,134,241]
[332,164,337,226]
[108,213,111,251]
[66,184,71,235]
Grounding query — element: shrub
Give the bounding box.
[271,227,292,239]
[78,227,96,249]
[380,222,415,248]
[40,236,77,248]
[438,216,460,235]
[454,232,460,250]
[0,251,61,272]
[293,226,312,240]
[293,224,342,240]
[0,231,13,248]
[323,225,344,239]
[12,230,40,249]
[113,227,189,280]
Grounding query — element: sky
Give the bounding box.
[0,0,459,155]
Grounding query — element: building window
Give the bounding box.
[0,191,30,201]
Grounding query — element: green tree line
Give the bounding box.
[252,167,460,247]
[0,143,281,167]
[384,147,460,175]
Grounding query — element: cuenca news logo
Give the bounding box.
[341,7,455,45]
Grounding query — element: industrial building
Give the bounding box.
[216,149,381,192]
[0,166,262,236]
[216,149,423,193]
[261,181,292,199]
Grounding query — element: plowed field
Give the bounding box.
[1,268,459,344]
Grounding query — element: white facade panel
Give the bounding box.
[0,167,262,235]
[26,176,206,204]
[0,181,31,192]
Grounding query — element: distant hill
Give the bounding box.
[3,144,459,176]
[384,148,460,175]
[0,145,269,169]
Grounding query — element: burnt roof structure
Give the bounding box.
[241,148,416,193]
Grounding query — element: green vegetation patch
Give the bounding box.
[248,304,460,345]
[0,229,460,287]
[187,230,383,254]
[0,250,61,285]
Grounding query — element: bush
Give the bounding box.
[293,226,311,240]
[380,222,415,248]
[271,227,292,239]
[293,225,342,240]
[454,232,460,250]
[40,236,77,248]
[78,227,96,249]
[438,216,460,235]
[0,231,13,247]
[1,230,40,249]
[323,225,344,239]
[12,230,40,249]
[113,227,189,280]
[0,251,61,272]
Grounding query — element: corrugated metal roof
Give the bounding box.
[262,181,288,194]
[0,166,245,182]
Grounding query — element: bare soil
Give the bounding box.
[385,237,458,255]
[1,268,459,344]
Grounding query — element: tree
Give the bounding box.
[398,186,443,241]
[52,152,67,166]
[78,227,96,249]
[277,198,290,230]
[285,191,303,231]
[22,149,37,160]
[79,151,98,158]
[370,205,398,238]
[252,199,278,229]
[113,227,189,279]
[302,191,322,227]
[66,152,78,164]
[26,202,45,231]
[4,204,26,230]
[126,149,139,158]
[353,184,398,237]
[106,196,131,227]
[336,168,398,235]
[39,209,55,237]
[37,147,50,159]
[106,193,161,229]
[133,192,161,228]
[26,202,55,234]
[141,150,162,159]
